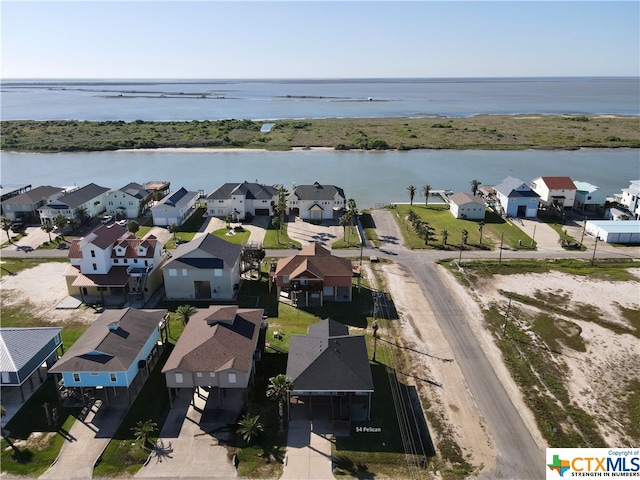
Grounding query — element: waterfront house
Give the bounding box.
[162,233,242,301]
[64,224,165,305]
[1,327,63,405]
[272,242,353,307]
[530,176,577,211]
[573,181,607,214]
[105,182,153,219]
[49,308,167,406]
[288,182,346,221]
[448,192,486,220]
[162,305,265,407]
[0,185,66,223]
[493,176,539,218]
[38,183,110,225]
[151,187,200,227]
[206,181,279,221]
[617,180,640,219]
[286,318,374,425]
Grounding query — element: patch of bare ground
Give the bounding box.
[471,269,640,447]
[371,262,496,475]
[0,262,99,325]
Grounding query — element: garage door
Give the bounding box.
[254,209,270,216]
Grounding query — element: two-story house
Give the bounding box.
[530,176,577,211]
[151,187,201,226]
[105,182,152,219]
[573,181,607,214]
[618,180,640,219]
[288,182,346,222]
[38,183,110,225]
[0,185,66,223]
[493,176,539,218]
[64,224,165,304]
[206,181,279,220]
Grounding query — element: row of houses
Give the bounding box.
[1,180,346,226]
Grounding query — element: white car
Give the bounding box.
[101,215,113,224]
[116,219,128,227]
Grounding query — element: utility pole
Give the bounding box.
[591,235,599,265]
[503,292,512,335]
[499,232,504,265]
[531,224,536,247]
[458,233,463,264]
[580,216,587,246]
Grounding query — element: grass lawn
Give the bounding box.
[360,211,380,246]
[332,226,361,249]
[262,218,300,249]
[212,227,251,245]
[538,214,586,250]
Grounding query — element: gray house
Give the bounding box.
[206,181,279,220]
[38,183,110,225]
[162,305,264,407]
[161,234,242,300]
[0,185,66,222]
[151,187,200,226]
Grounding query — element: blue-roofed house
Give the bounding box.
[1,327,63,409]
[493,177,539,218]
[574,181,607,214]
[585,220,640,243]
[48,308,167,406]
[151,187,200,226]
[161,233,242,300]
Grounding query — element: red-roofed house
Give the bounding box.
[530,176,577,211]
[272,243,353,307]
[64,224,166,305]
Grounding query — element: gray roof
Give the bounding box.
[155,187,199,208]
[52,183,110,209]
[1,186,65,205]
[286,319,373,393]
[291,182,345,201]
[118,182,151,200]
[208,182,278,201]
[162,233,241,271]
[0,327,62,373]
[49,308,166,373]
[449,192,485,206]
[494,177,539,198]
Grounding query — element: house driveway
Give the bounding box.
[135,387,238,479]
[286,217,343,248]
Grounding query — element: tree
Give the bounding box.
[417,221,434,246]
[224,214,233,228]
[267,374,293,432]
[461,229,469,245]
[407,185,416,206]
[441,229,449,246]
[346,198,358,244]
[168,223,179,241]
[276,186,288,231]
[422,184,432,206]
[127,220,140,234]
[74,206,89,227]
[470,179,482,196]
[53,213,69,239]
[176,304,196,325]
[271,215,281,244]
[339,213,351,243]
[1,217,13,244]
[237,413,264,446]
[41,220,54,242]
[131,419,157,449]
[478,221,485,245]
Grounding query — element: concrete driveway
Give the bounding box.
[286,218,343,248]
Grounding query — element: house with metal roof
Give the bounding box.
[288,182,346,221]
[49,308,167,406]
[493,176,539,218]
[585,220,640,244]
[530,176,577,211]
[162,305,265,407]
[573,181,607,214]
[448,192,486,220]
[0,185,66,222]
[1,327,63,408]
[151,187,200,226]
[286,318,374,426]
[105,182,153,219]
[617,180,640,219]
[38,183,110,225]
[206,181,279,220]
[161,233,242,301]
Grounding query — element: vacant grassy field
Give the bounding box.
[2,115,638,152]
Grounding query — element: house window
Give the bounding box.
[283,275,289,284]
[92,263,97,271]
[109,373,117,382]
[123,259,128,264]
[175,372,183,384]
[214,269,222,277]
[73,373,80,382]
[228,373,237,384]
[209,372,215,378]
[197,372,203,378]
[182,269,188,276]
[114,259,119,264]
[144,260,149,266]
[91,250,96,258]
[169,269,177,277]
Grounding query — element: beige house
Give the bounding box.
[162,305,265,407]
[448,192,486,220]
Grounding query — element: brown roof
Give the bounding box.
[540,176,576,190]
[449,192,485,206]
[275,245,352,280]
[71,266,131,287]
[90,224,130,249]
[162,306,263,375]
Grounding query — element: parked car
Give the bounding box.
[56,243,70,250]
[101,215,113,224]
[116,219,128,227]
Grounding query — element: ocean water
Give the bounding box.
[1,77,639,121]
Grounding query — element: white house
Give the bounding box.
[105,182,152,219]
[206,181,279,220]
[530,176,577,211]
[151,187,200,226]
[38,183,110,225]
[585,220,640,243]
[288,182,346,221]
[573,181,607,214]
[617,180,640,219]
[448,192,486,220]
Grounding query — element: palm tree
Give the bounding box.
[237,413,264,446]
[267,374,293,432]
[478,221,485,245]
[41,221,55,242]
[422,184,432,206]
[417,222,434,246]
[74,206,89,227]
[470,179,482,197]
[1,217,13,244]
[441,229,449,246]
[339,213,352,243]
[176,304,197,325]
[168,223,179,241]
[271,215,281,244]
[53,213,69,240]
[131,419,157,449]
[276,187,288,231]
[407,185,416,205]
[461,229,469,246]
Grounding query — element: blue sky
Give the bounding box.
[1,1,638,78]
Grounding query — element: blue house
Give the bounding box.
[49,308,167,406]
[494,176,539,218]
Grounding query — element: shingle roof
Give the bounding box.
[1,186,65,205]
[0,327,62,373]
[155,187,199,208]
[162,234,241,271]
[49,308,166,373]
[51,183,110,209]
[449,192,485,206]
[494,177,539,198]
[275,245,352,279]
[307,318,350,339]
[207,182,278,201]
[540,176,576,190]
[118,182,151,200]
[291,182,345,201]
[162,306,263,374]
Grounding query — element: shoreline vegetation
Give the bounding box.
[1,115,639,153]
